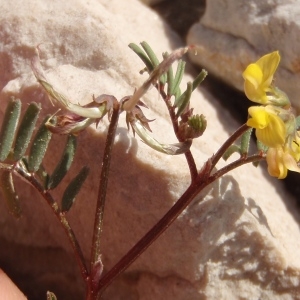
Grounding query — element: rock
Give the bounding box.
[187,0,300,111]
[0,0,300,299]
[139,0,165,5]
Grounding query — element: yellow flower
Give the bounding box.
[266,146,300,179]
[247,106,286,147]
[243,51,280,104]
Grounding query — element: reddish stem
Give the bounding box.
[14,165,88,281]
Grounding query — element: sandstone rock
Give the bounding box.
[187,0,300,111]
[139,0,166,5]
[0,0,300,299]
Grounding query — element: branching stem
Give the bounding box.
[95,152,264,295]
[14,165,88,281]
[211,123,250,169]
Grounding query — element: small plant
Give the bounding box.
[0,42,299,299]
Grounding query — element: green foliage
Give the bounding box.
[0,98,21,161]
[222,145,241,161]
[0,100,88,217]
[47,135,77,190]
[28,115,53,172]
[240,128,253,155]
[13,102,41,160]
[128,43,153,73]
[223,128,254,161]
[61,166,89,212]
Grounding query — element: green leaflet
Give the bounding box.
[14,102,41,160]
[175,82,193,118]
[0,98,21,161]
[240,128,253,155]
[171,60,186,97]
[128,43,154,72]
[222,145,241,161]
[28,115,53,172]
[61,166,89,212]
[140,41,167,84]
[47,135,77,190]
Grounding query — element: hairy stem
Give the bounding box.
[96,151,264,295]
[211,153,265,181]
[14,165,88,280]
[90,102,120,277]
[211,123,250,169]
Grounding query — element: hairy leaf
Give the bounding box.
[223,145,241,161]
[0,98,21,161]
[61,166,89,212]
[28,115,53,172]
[240,128,253,155]
[47,135,77,190]
[14,102,41,160]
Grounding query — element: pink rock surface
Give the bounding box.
[0,0,299,299]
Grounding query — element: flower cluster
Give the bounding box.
[243,51,300,179]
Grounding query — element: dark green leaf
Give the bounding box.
[61,166,89,212]
[140,41,160,68]
[191,69,207,91]
[47,135,77,190]
[13,102,41,161]
[175,82,193,117]
[171,60,185,97]
[0,98,21,161]
[128,43,154,72]
[140,41,167,84]
[28,115,53,172]
[163,52,175,96]
[0,170,21,218]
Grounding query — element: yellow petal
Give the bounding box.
[255,113,286,147]
[242,51,280,104]
[255,51,280,87]
[244,80,267,104]
[242,63,263,88]
[266,147,287,179]
[247,106,269,129]
[247,106,286,147]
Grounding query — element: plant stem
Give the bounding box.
[159,86,198,181]
[211,123,250,169]
[95,151,263,295]
[90,102,120,276]
[96,173,209,295]
[14,165,88,280]
[211,153,265,181]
